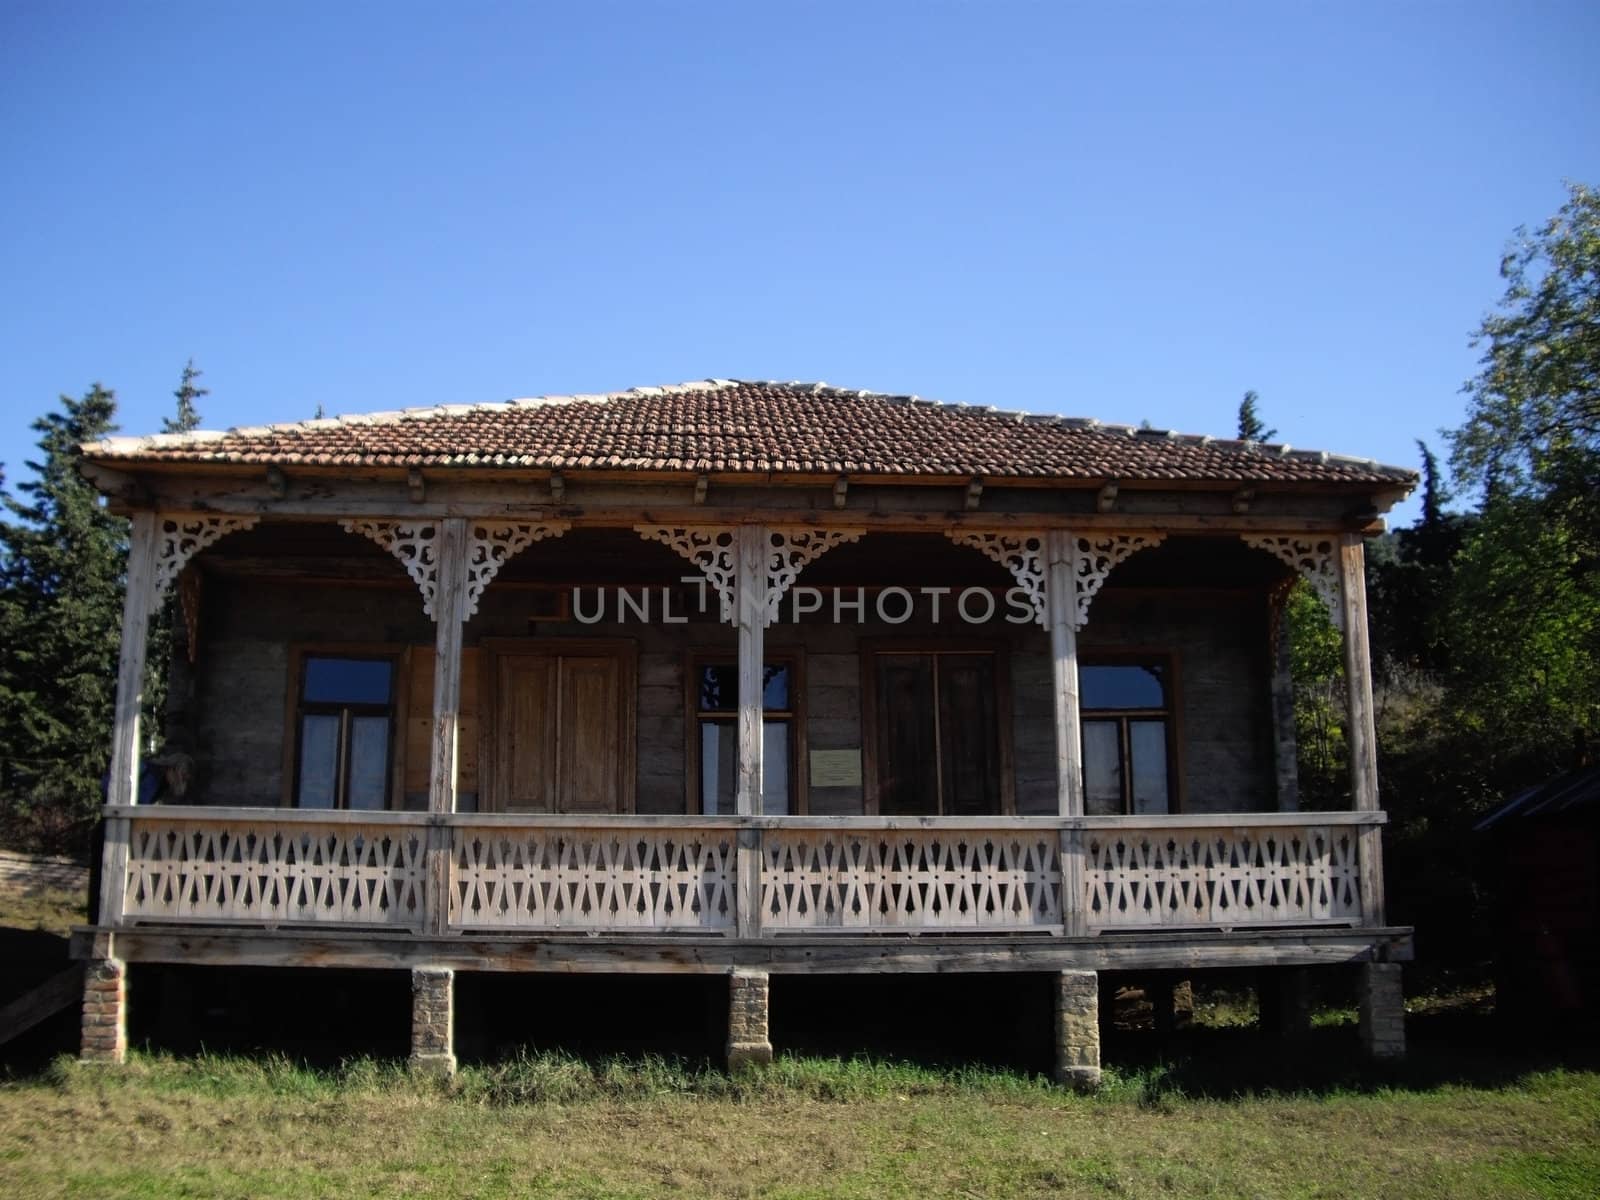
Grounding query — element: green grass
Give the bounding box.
[0,882,86,939]
[3,1050,1597,1199]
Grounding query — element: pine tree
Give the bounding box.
[0,385,127,852]
[164,358,207,433]
[1236,391,1277,442]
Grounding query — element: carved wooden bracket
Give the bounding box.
[1241,534,1344,631]
[154,514,260,598]
[465,521,571,619]
[340,519,441,617]
[944,531,1047,627]
[765,528,865,626]
[1074,533,1166,628]
[635,525,739,622]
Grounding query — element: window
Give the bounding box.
[293,654,396,810]
[691,657,799,815]
[864,645,1012,815]
[1080,659,1175,815]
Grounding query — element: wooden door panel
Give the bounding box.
[496,655,557,811]
[559,655,620,813]
[938,655,1000,815]
[874,655,938,815]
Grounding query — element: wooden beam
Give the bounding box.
[100,511,159,925]
[964,476,984,511]
[1096,482,1118,513]
[549,470,565,504]
[693,474,709,505]
[1046,530,1086,935]
[407,468,426,503]
[735,526,767,938]
[1232,487,1255,514]
[266,466,288,499]
[832,475,849,509]
[426,518,469,935]
[1339,534,1384,925]
[86,926,1416,975]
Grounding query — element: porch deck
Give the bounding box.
[85,805,1405,976]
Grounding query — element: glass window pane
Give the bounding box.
[761,665,790,711]
[297,714,339,809]
[303,657,392,705]
[347,717,390,810]
[696,665,737,712]
[1129,720,1170,814]
[1082,720,1123,816]
[700,722,737,814]
[762,721,789,815]
[1081,664,1165,710]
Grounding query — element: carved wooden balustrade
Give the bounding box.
[101,808,1385,936]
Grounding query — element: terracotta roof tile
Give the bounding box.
[81,379,1416,487]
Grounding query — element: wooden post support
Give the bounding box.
[1338,534,1385,924]
[98,512,159,926]
[735,525,768,939]
[1046,531,1087,935]
[425,518,469,936]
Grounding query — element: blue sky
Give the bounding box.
[2,2,1596,525]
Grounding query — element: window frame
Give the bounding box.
[1078,649,1183,815]
[684,649,808,815]
[859,639,1016,817]
[281,643,407,811]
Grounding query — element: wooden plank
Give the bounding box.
[1045,530,1084,818]
[558,655,621,813]
[96,815,131,927]
[1338,534,1380,815]
[0,963,85,1047]
[93,925,1416,975]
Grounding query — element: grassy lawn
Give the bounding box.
[2,1049,1597,1199]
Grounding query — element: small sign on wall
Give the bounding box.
[809,749,863,788]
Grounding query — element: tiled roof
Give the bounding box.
[81,379,1416,486]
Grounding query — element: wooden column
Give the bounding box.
[1338,533,1385,925]
[425,518,469,935]
[98,511,160,926]
[735,525,767,939]
[1046,530,1087,936]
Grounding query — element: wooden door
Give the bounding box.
[488,643,634,813]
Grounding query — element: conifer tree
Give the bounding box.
[1236,391,1277,442]
[0,385,127,851]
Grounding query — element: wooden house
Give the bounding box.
[72,379,1416,1082]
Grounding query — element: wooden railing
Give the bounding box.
[101,808,1385,936]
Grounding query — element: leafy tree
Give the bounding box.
[1236,390,1276,442]
[1451,181,1599,502]
[0,386,127,852]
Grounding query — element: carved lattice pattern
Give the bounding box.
[465,521,571,618]
[154,514,260,597]
[1083,825,1361,930]
[765,528,865,625]
[121,819,426,927]
[450,826,736,930]
[760,830,1062,930]
[1242,535,1344,631]
[944,531,1047,627]
[341,519,440,616]
[634,525,739,622]
[1074,532,1166,627]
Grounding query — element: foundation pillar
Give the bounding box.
[1054,969,1101,1090]
[80,958,127,1064]
[410,967,456,1077]
[1358,962,1406,1060]
[726,969,773,1070]
[1153,977,1195,1034]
